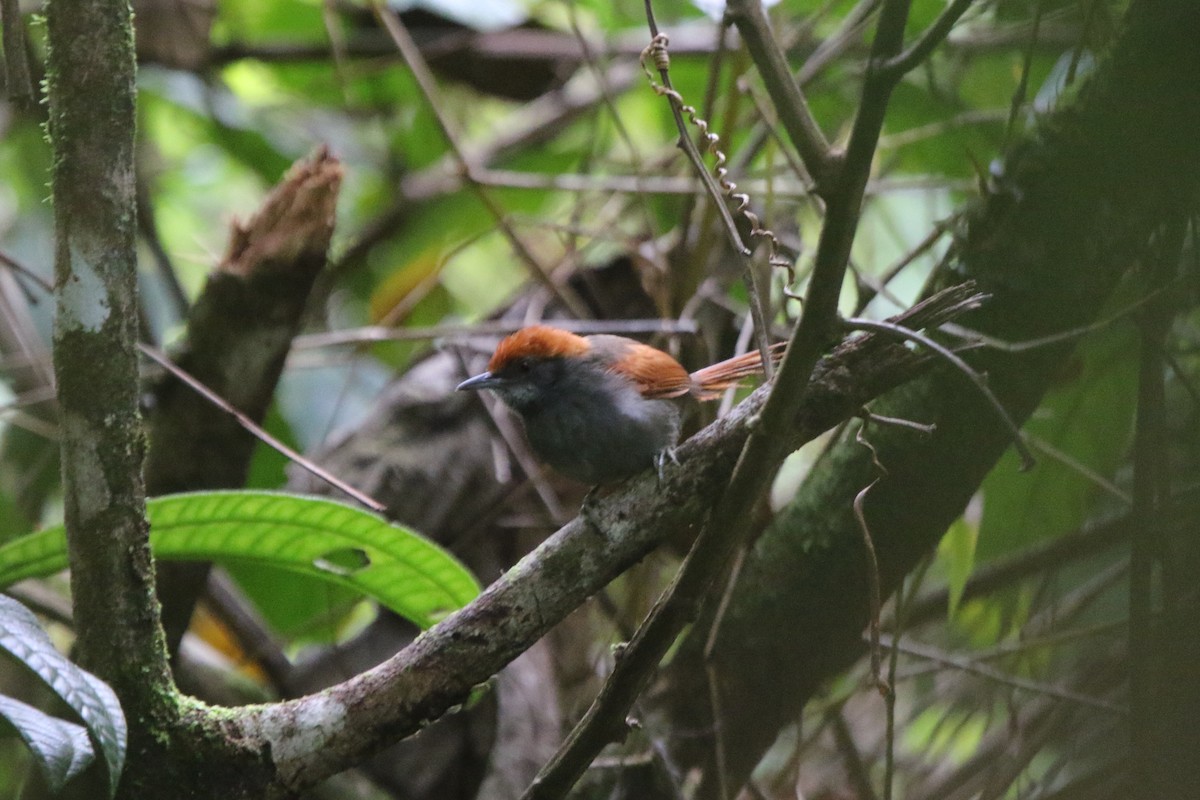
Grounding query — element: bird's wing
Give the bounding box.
[590,335,693,399]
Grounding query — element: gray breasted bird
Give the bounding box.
[457,325,784,484]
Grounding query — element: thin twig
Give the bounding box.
[334,61,643,277]
[876,633,1127,714]
[738,76,817,197]
[204,571,294,689]
[1004,0,1043,146]
[877,108,1009,150]
[798,0,883,85]
[0,406,58,440]
[884,556,929,800]
[291,318,699,351]
[724,0,836,190]
[640,6,749,255]
[564,3,661,248]
[896,619,1129,682]
[468,168,971,197]
[879,0,977,79]
[704,544,750,800]
[852,477,886,693]
[636,10,777,379]
[858,408,936,436]
[827,708,881,800]
[0,249,53,296]
[1026,434,1131,504]
[138,344,387,513]
[370,2,591,319]
[900,504,1147,626]
[943,285,1169,353]
[136,171,190,321]
[723,0,878,187]
[854,223,950,314]
[844,316,1037,470]
[883,607,898,800]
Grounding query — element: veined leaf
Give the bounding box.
[0,694,93,793]
[0,595,125,796]
[0,491,481,630]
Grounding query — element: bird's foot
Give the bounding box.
[655,447,680,483]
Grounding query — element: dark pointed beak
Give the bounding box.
[456,371,502,392]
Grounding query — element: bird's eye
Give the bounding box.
[516,357,534,373]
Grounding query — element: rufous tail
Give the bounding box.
[689,341,786,400]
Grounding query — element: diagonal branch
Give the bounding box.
[642,2,1200,795]
[879,0,976,80]
[844,316,1036,469]
[725,0,837,192]
[371,1,592,319]
[146,148,344,653]
[233,284,982,795]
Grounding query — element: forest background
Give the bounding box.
[0,0,1197,798]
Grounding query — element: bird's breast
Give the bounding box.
[519,380,681,484]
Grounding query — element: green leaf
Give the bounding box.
[937,507,980,619]
[0,694,93,793]
[977,324,1137,562]
[0,595,126,796]
[221,561,363,642]
[0,491,481,630]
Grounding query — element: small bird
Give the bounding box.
[457,325,784,485]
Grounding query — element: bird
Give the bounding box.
[457,325,785,485]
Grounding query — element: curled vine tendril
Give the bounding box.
[640,33,800,297]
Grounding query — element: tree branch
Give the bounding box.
[879,0,976,80]
[231,284,982,796]
[146,148,344,653]
[725,0,836,191]
[1,0,33,104]
[643,1,1200,795]
[46,0,175,778]
[370,1,592,319]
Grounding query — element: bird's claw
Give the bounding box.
[655,447,680,483]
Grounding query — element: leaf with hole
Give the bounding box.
[0,491,481,630]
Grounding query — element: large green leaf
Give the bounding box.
[978,324,1138,562]
[0,492,480,629]
[0,595,125,796]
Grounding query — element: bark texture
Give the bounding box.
[45,0,177,792]
[146,147,342,651]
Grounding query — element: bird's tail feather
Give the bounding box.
[689,341,786,400]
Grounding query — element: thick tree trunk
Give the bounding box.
[45,0,179,795]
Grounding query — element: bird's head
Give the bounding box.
[456,326,592,410]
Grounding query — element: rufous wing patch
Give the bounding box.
[604,340,693,399]
[489,325,590,373]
